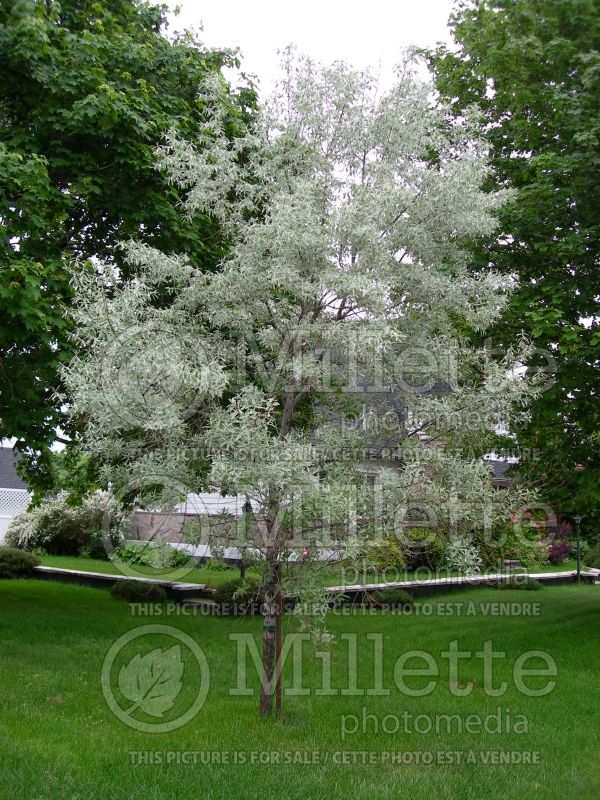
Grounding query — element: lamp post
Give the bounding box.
[573,515,583,582]
[240,496,254,581]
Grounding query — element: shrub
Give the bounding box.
[110,580,168,603]
[404,528,446,570]
[554,517,573,540]
[583,544,600,570]
[361,539,406,573]
[495,576,543,591]
[6,490,127,557]
[482,522,551,570]
[110,541,192,570]
[548,538,572,566]
[204,558,229,572]
[510,538,549,569]
[471,529,509,570]
[445,536,483,575]
[213,578,262,615]
[0,547,40,578]
[368,587,414,609]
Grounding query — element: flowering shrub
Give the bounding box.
[548,538,572,566]
[511,537,549,568]
[558,519,572,536]
[5,491,128,557]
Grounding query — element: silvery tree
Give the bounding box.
[64,53,537,716]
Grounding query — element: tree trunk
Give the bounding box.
[275,562,282,713]
[259,547,280,716]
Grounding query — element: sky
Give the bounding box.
[167,0,455,94]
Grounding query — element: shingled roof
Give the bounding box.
[485,458,514,488]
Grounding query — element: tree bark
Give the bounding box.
[259,546,280,716]
[275,563,282,713]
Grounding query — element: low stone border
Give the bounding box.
[33,565,215,600]
[32,564,598,605]
[327,570,597,602]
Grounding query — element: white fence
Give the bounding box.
[0,489,30,543]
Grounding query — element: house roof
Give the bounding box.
[0,448,27,490]
[486,458,514,486]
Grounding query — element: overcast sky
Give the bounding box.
[167,0,455,94]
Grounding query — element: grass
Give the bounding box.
[37,553,254,587]
[0,578,599,799]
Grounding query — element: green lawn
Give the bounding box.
[37,554,256,587]
[0,579,599,799]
